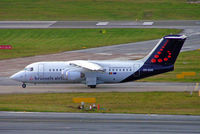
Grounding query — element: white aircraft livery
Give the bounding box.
[10,35,187,88]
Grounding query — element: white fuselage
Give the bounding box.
[12,60,143,84]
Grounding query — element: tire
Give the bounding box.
[89,85,96,88]
[22,83,26,88]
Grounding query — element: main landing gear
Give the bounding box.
[22,83,26,88]
[88,85,96,88]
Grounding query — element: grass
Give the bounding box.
[0,0,200,20]
[0,28,181,60]
[0,92,200,115]
[140,50,200,82]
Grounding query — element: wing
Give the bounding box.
[68,60,104,71]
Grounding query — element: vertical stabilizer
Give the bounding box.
[121,35,187,83]
[143,35,187,66]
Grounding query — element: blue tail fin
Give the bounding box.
[121,35,186,82]
[121,35,187,83]
[143,35,187,66]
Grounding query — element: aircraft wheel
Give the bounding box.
[22,83,26,88]
[89,85,96,88]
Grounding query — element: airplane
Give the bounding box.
[10,35,187,88]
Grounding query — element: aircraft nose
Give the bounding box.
[10,71,25,82]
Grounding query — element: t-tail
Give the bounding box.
[143,35,187,66]
[122,35,187,82]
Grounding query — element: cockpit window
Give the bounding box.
[24,67,33,71]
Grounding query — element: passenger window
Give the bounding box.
[123,69,125,71]
[126,69,128,71]
[49,69,51,72]
[53,69,55,71]
[109,69,111,71]
[112,69,114,71]
[116,69,118,71]
[56,69,58,71]
[129,69,132,71]
[119,69,121,71]
[60,69,62,71]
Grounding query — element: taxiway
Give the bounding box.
[0,112,200,134]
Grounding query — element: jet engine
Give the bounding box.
[62,69,85,81]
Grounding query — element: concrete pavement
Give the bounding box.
[0,112,200,134]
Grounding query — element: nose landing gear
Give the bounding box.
[22,83,26,88]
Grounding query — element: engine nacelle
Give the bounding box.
[62,69,85,81]
[66,71,82,81]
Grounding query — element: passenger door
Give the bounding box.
[38,64,44,78]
